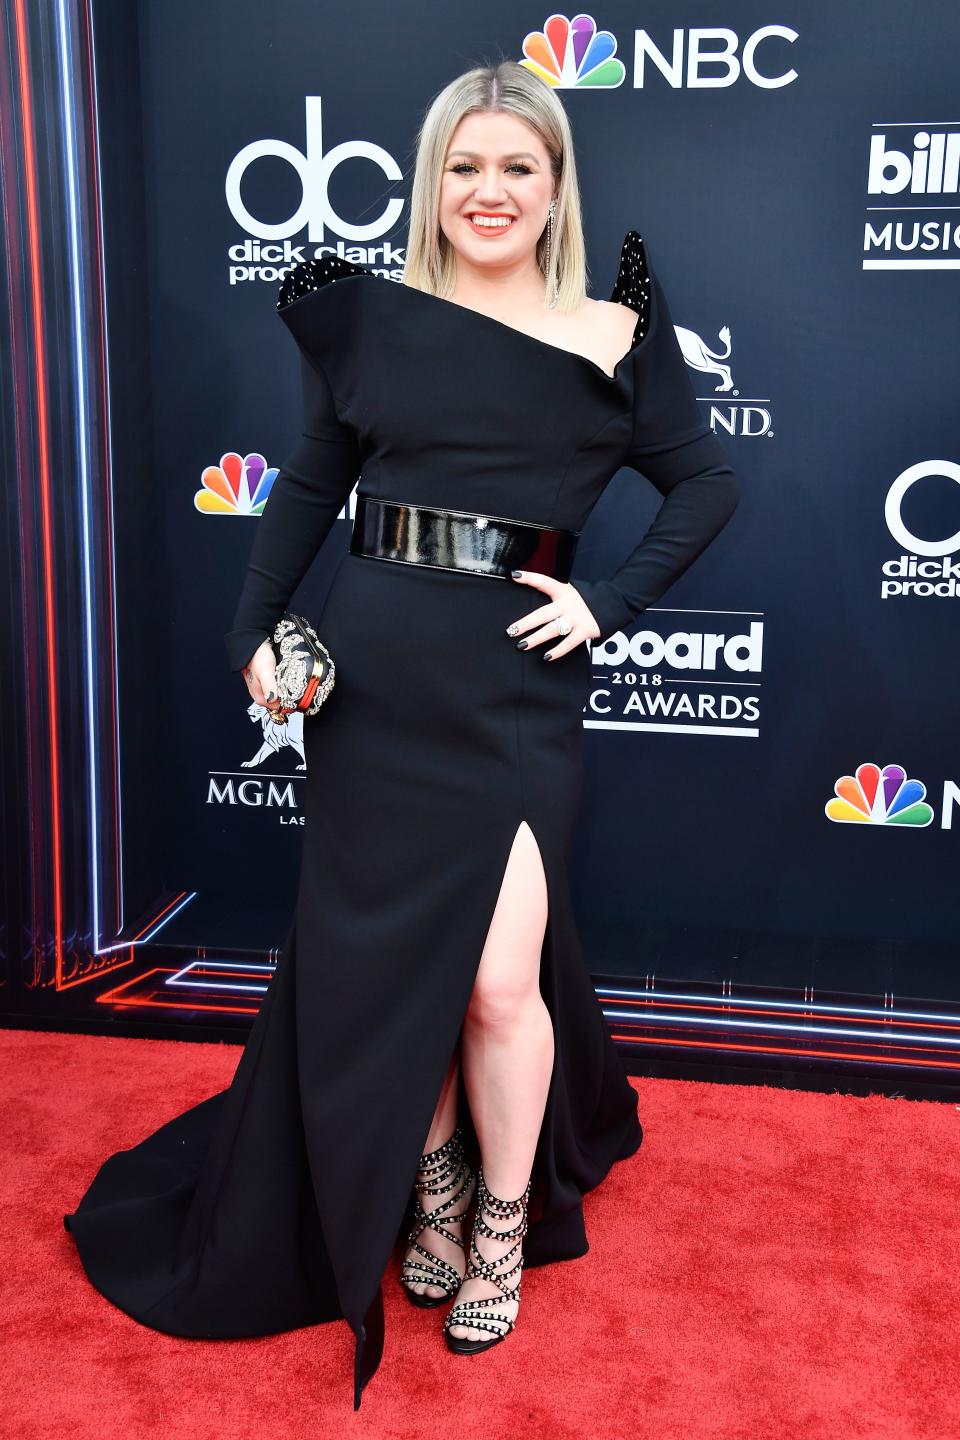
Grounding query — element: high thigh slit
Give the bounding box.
[471,819,550,1010]
[443,815,551,1340]
[63,229,742,1408]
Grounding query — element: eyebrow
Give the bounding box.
[446,150,541,162]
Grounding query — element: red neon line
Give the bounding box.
[14,0,64,978]
[100,998,260,1016]
[93,967,261,1016]
[610,1032,960,1071]
[616,1022,957,1059]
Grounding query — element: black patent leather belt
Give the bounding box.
[349,495,580,581]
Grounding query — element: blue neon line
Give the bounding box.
[596,986,960,1026]
[601,1007,960,1048]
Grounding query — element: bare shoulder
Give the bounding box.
[585,296,641,331]
[565,296,640,371]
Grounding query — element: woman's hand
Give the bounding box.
[241,638,283,713]
[506,571,600,659]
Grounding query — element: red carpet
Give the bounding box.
[4,1026,958,1439]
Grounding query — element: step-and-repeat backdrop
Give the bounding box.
[6,1,958,1076]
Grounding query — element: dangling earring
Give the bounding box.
[543,198,559,310]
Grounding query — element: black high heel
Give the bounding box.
[442,1166,531,1353]
[400,1124,476,1309]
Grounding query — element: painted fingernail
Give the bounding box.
[544,652,554,661]
[506,624,518,636]
[511,569,522,578]
[516,639,528,650]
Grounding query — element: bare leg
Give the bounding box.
[446,820,554,1343]
[402,1039,475,1299]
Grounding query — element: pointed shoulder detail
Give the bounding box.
[609,229,652,347]
[277,254,373,311]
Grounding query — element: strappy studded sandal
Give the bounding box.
[401,1124,476,1309]
[442,1166,532,1353]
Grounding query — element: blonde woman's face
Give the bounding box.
[439,110,555,269]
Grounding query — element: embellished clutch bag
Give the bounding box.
[269,613,336,724]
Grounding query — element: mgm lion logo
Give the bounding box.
[241,699,307,771]
[676,322,736,394]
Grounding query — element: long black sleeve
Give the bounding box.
[223,347,361,672]
[571,248,740,644]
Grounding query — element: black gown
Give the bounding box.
[63,228,739,1409]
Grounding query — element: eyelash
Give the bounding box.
[449,162,533,176]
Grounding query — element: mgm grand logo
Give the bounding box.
[207,700,307,820]
[675,319,772,440]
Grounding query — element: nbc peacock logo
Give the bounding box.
[194,451,278,515]
[824,762,934,827]
[519,13,626,89]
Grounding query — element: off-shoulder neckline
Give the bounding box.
[279,229,656,384]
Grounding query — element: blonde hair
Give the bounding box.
[403,60,588,312]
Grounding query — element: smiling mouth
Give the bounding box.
[464,214,517,232]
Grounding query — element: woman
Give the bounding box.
[64,61,739,1409]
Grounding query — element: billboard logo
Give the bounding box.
[868,129,960,198]
[825,762,934,827]
[881,460,960,599]
[585,615,762,736]
[864,125,960,267]
[195,451,277,516]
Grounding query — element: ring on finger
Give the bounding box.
[554,616,571,637]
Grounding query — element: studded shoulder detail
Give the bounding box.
[277,254,373,311]
[609,230,651,348]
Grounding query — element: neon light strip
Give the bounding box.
[167,979,271,994]
[54,0,106,958]
[93,891,198,952]
[14,0,66,974]
[168,961,276,977]
[80,0,127,950]
[84,0,124,946]
[609,1032,960,1071]
[166,958,275,994]
[601,1007,960,1048]
[597,995,960,1036]
[166,979,272,990]
[596,986,960,1025]
[94,967,260,1014]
